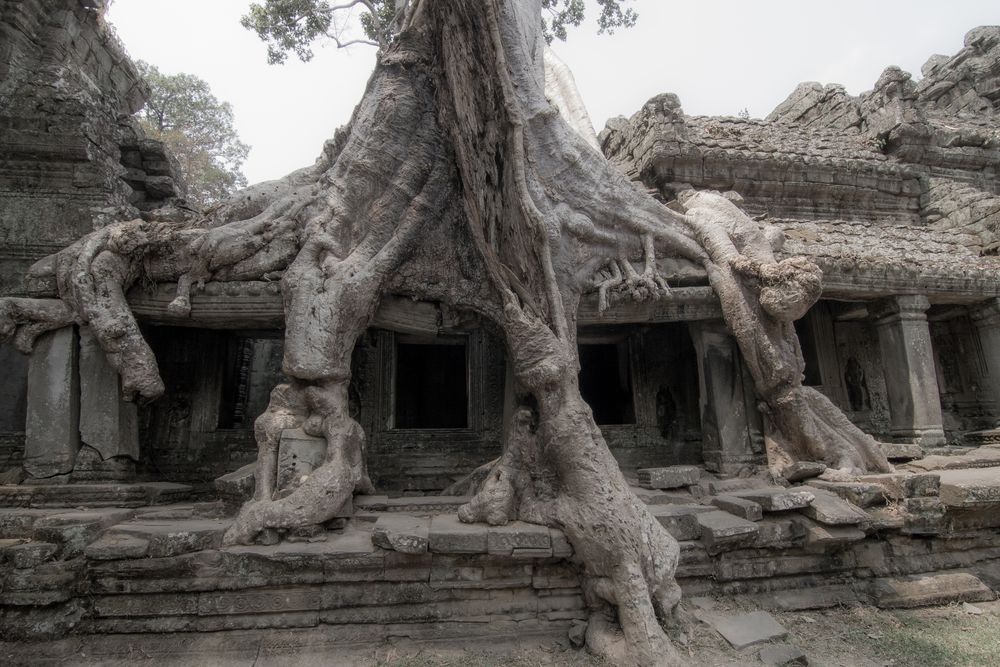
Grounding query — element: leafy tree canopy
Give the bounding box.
[136,61,251,208]
[241,0,636,64]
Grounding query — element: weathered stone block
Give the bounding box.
[772,586,858,611]
[428,515,488,554]
[214,463,255,503]
[799,519,866,552]
[276,429,326,492]
[879,442,923,461]
[696,510,759,553]
[372,514,430,554]
[806,480,886,507]
[710,495,763,521]
[901,497,944,535]
[873,572,996,608]
[709,610,788,650]
[2,541,58,569]
[729,487,814,511]
[24,327,79,479]
[782,461,826,482]
[798,487,870,525]
[859,473,940,499]
[937,468,1000,508]
[759,644,808,666]
[84,532,150,560]
[636,465,700,489]
[648,504,715,541]
[487,521,551,555]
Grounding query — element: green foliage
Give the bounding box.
[136,62,250,208]
[241,0,637,63]
[241,0,397,64]
[541,0,637,44]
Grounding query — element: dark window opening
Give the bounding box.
[578,343,635,425]
[794,319,822,386]
[395,342,468,429]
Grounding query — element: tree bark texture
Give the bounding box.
[0,0,890,663]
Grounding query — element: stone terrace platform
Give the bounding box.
[2,451,1000,650]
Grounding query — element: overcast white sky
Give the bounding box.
[107,1,999,184]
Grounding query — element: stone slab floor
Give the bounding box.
[4,598,999,666]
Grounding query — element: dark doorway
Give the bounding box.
[578,343,635,425]
[395,342,468,429]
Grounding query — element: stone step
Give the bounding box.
[0,482,193,508]
[797,487,870,525]
[647,504,716,541]
[356,495,470,515]
[636,465,700,490]
[903,447,1000,472]
[31,508,135,557]
[873,572,996,609]
[710,495,763,521]
[936,468,1000,508]
[98,518,231,558]
[696,510,760,553]
[707,610,788,650]
[727,487,814,512]
[804,480,886,508]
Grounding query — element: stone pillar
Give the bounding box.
[23,326,79,479]
[688,321,763,474]
[970,298,1000,425]
[871,295,946,446]
[78,326,140,462]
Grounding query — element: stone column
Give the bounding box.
[688,321,763,473]
[970,298,1000,425]
[23,326,79,479]
[871,295,946,446]
[78,326,140,462]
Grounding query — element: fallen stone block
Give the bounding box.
[937,468,1000,508]
[709,610,788,650]
[214,463,255,503]
[859,473,940,499]
[799,519,866,552]
[759,644,808,666]
[630,486,693,505]
[711,495,763,521]
[771,585,858,611]
[108,518,229,557]
[696,510,759,553]
[798,487,869,525]
[805,480,886,507]
[903,447,1000,472]
[879,442,923,461]
[487,521,551,555]
[729,487,814,511]
[637,465,701,489]
[873,572,996,609]
[371,514,430,554]
[32,509,133,556]
[648,504,715,541]
[549,528,573,558]
[782,461,826,482]
[701,477,771,496]
[428,514,488,554]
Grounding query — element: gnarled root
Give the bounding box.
[223,380,371,545]
[764,385,893,475]
[0,297,75,352]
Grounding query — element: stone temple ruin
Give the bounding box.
[1,1,1000,661]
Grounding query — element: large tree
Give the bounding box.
[0,1,890,664]
[136,61,250,208]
